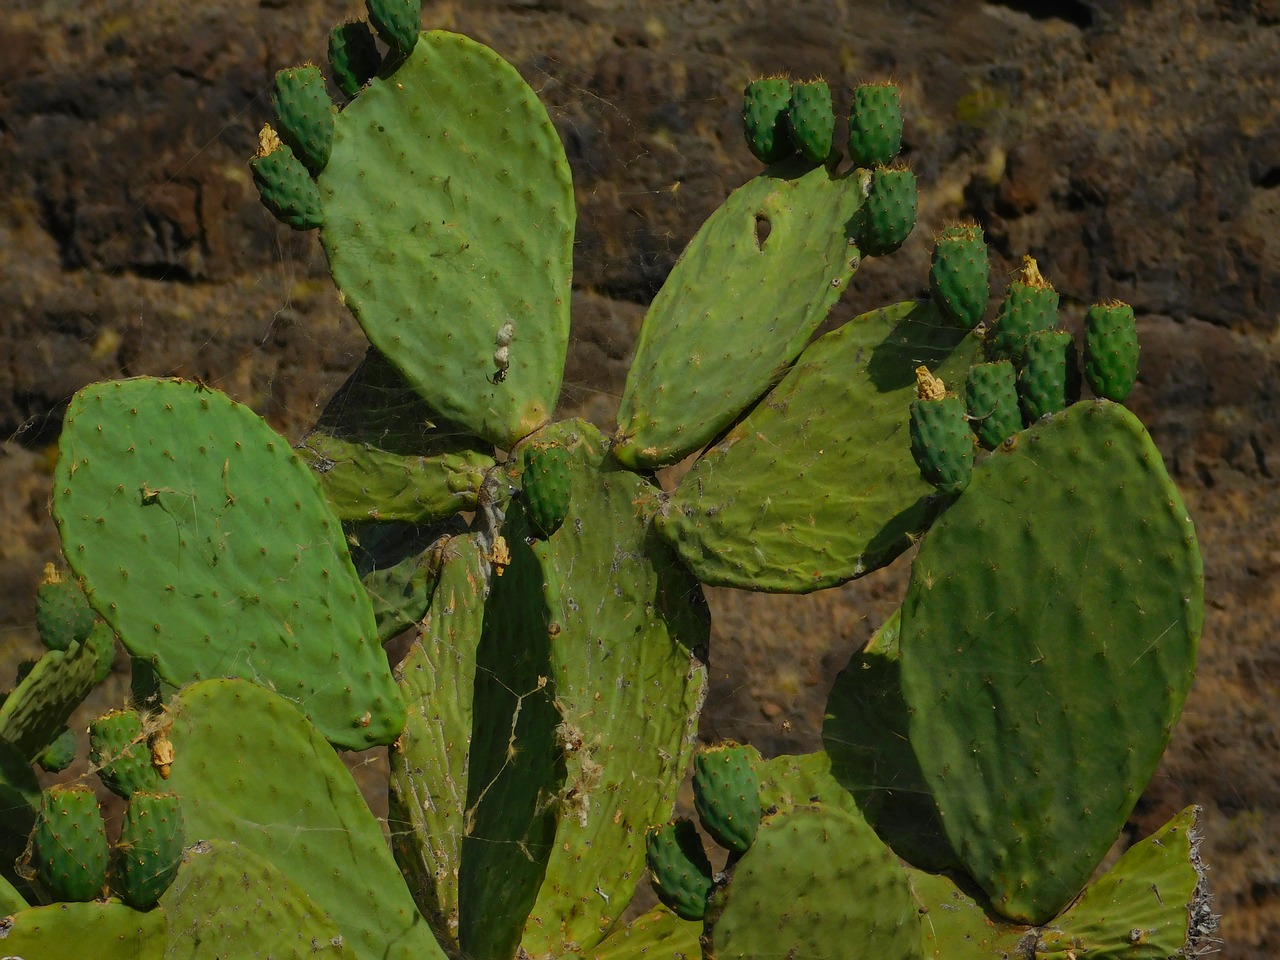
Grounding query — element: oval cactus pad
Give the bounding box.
[319,31,574,448]
[899,400,1203,923]
[51,378,404,749]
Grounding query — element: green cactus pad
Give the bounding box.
[645,819,714,922]
[899,401,1203,924]
[705,803,922,960]
[366,0,421,56]
[389,533,489,949]
[272,64,336,175]
[87,621,118,683]
[929,223,989,328]
[822,610,957,873]
[0,638,100,761]
[319,31,574,448]
[250,132,324,230]
[693,743,762,855]
[578,905,702,960]
[162,839,355,960]
[754,749,861,818]
[860,165,918,256]
[356,523,456,642]
[166,679,445,960]
[0,900,166,959]
[114,791,184,909]
[964,360,1021,450]
[787,79,835,163]
[906,867,1033,960]
[742,76,794,163]
[986,257,1059,362]
[656,300,980,592]
[462,421,709,959]
[329,20,382,98]
[521,441,572,539]
[1017,329,1081,424]
[51,377,405,750]
[0,869,28,914]
[1084,300,1140,402]
[848,82,904,167]
[1035,806,1215,959]
[90,708,162,799]
[36,726,77,773]
[909,394,974,494]
[26,783,109,903]
[35,566,96,652]
[613,160,868,469]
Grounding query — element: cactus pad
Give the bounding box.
[1017,329,1081,423]
[51,377,405,750]
[692,743,762,855]
[366,0,421,56]
[329,20,382,98]
[36,726,77,773]
[899,401,1203,923]
[521,441,572,540]
[929,223,989,328]
[860,165,918,256]
[26,784,109,903]
[35,565,96,652]
[90,708,162,799]
[114,791,184,909]
[909,391,974,494]
[271,64,335,175]
[1084,300,1140,402]
[787,79,835,163]
[250,128,324,230]
[742,76,794,163]
[645,819,714,921]
[986,256,1058,361]
[847,82,904,167]
[0,900,166,959]
[964,360,1021,450]
[0,638,100,761]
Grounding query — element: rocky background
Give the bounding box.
[2,0,1278,953]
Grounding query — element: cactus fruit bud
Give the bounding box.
[787,79,835,163]
[271,64,336,175]
[1017,329,1081,424]
[692,743,762,855]
[929,223,990,328]
[859,165,917,256]
[1084,300,1139,402]
[329,20,382,98]
[645,819,714,921]
[965,361,1021,450]
[987,256,1059,362]
[366,0,421,57]
[847,82,904,167]
[25,784,109,903]
[250,126,324,231]
[909,368,974,494]
[35,564,95,653]
[36,727,77,774]
[742,76,795,164]
[521,442,572,540]
[115,792,185,909]
[90,709,162,799]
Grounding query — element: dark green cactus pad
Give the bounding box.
[986,256,1059,361]
[389,533,489,949]
[929,223,989,328]
[613,160,867,469]
[905,866,1033,960]
[0,738,40,883]
[462,421,709,959]
[329,20,382,98]
[1017,329,1081,424]
[0,900,166,959]
[847,82,904,167]
[705,804,922,960]
[0,638,99,762]
[576,904,702,960]
[86,620,118,683]
[114,791,184,909]
[162,839,355,960]
[26,784,109,903]
[319,31,574,448]
[909,394,974,494]
[36,726,77,773]
[787,79,835,163]
[1035,806,1215,959]
[693,743,762,855]
[90,708,162,799]
[166,679,446,960]
[645,819,714,921]
[51,377,405,750]
[271,64,336,175]
[860,165,918,256]
[250,133,324,230]
[742,76,794,163]
[1084,300,1140,402]
[656,300,980,592]
[964,360,1021,450]
[521,441,572,539]
[822,610,958,873]
[366,0,421,56]
[35,566,95,652]
[355,521,461,642]
[899,401,1204,924]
